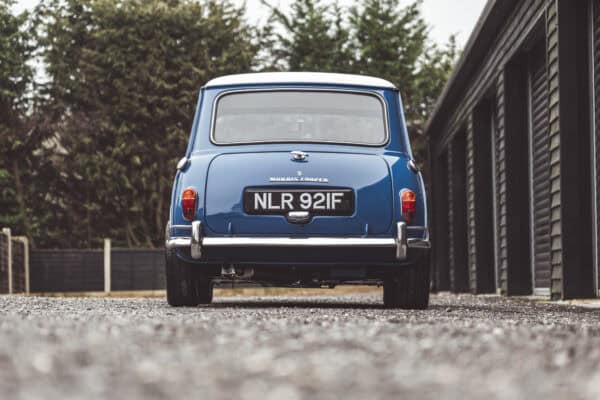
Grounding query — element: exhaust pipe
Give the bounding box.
[220,264,254,279]
[221,264,236,278]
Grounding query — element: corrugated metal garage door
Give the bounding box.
[529,41,551,294]
[451,130,470,293]
[433,151,451,291]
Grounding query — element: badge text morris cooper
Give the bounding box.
[269,176,329,183]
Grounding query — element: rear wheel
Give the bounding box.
[165,250,213,306]
[383,253,430,309]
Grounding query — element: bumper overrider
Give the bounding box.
[166,221,430,261]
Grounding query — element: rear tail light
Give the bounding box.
[401,189,416,223]
[181,187,197,221]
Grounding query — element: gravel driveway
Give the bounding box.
[0,292,599,400]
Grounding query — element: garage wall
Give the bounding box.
[429,0,558,297]
[555,0,595,299]
[430,0,553,295]
[593,0,600,295]
[428,0,600,299]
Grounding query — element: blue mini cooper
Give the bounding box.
[165,72,430,308]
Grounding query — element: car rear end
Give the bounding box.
[165,73,430,308]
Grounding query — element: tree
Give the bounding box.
[35,0,258,248]
[261,0,353,72]
[413,36,458,160]
[0,0,46,245]
[350,0,428,133]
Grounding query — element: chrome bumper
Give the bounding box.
[165,221,430,260]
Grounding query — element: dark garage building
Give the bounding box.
[427,0,600,299]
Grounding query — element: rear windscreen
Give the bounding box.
[211,90,387,146]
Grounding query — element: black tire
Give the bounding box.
[194,277,214,305]
[383,253,430,309]
[165,250,213,307]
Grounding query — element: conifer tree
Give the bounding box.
[262,0,353,72]
[0,0,43,244]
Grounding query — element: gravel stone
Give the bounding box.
[0,293,599,400]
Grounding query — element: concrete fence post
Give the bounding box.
[104,238,111,294]
[17,237,30,294]
[10,236,30,294]
[2,228,12,294]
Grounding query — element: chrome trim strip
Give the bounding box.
[166,236,430,250]
[202,237,397,247]
[208,88,390,147]
[166,237,193,248]
[165,227,430,260]
[167,236,431,249]
[286,211,311,224]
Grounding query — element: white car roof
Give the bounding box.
[204,72,396,89]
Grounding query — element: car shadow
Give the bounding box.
[204,299,464,311]
[198,300,600,315]
[207,300,387,310]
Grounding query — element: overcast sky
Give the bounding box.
[14,0,487,47]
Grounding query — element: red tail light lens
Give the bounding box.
[181,188,197,221]
[401,189,416,223]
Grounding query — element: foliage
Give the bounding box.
[412,35,458,162]
[261,0,353,72]
[0,0,46,245]
[349,0,429,129]
[0,0,32,116]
